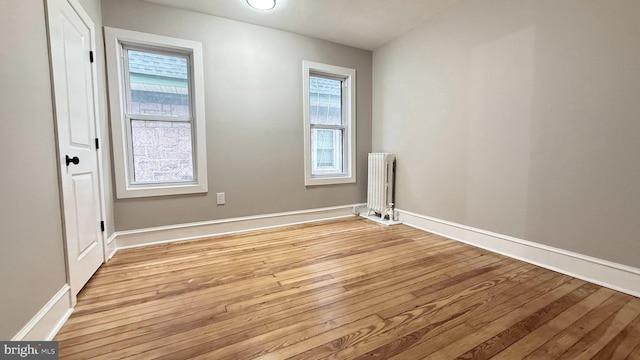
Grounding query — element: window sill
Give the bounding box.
[116,182,208,199]
[305,175,356,186]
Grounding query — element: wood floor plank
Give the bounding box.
[418,279,590,360]
[455,283,602,359]
[190,295,418,360]
[591,312,640,360]
[465,273,574,329]
[62,257,441,357]
[53,218,640,359]
[523,292,633,359]
[492,286,616,359]
[383,269,564,360]
[628,344,640,360]
[384,323,478,360]
[98,266,446,359]
[283,263,535,360]
[376,258,520,319]
[556,299,640,360]
[348,268,558,360]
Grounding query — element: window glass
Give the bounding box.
[125,49,195,185]
[309,76,342,126]
[130,120,194,183]
[311,128,343,174]
[127,50,190,117]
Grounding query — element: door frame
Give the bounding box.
[45,0,110,306]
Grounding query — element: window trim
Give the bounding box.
[302,60,356,186]
[104,27,207,198]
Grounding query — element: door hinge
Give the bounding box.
[95,138,100,150]
[89,51,94,63]
[100,220,105,232]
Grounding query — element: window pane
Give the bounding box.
[127,50,190,117]
[309,76,342,125]
[131,120,194,183]
[311,128,343,175]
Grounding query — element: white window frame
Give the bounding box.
[104,27,207,198]
[303,61,356,186]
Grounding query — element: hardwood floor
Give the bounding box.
[55,218,640,359]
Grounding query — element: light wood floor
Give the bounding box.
[56,218,640,359]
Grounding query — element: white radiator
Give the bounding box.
[367,153,396,219]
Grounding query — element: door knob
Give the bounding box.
[65,155,80,166]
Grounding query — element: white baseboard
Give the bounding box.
[106,232,117,246]
[12,285,73,341]
[397,209,640,298]
[115,204,365,250]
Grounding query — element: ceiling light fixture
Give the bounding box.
[246,0,276,11]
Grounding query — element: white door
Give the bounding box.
[47,0,104,297]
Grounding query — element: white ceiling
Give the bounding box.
[144,0,460,51]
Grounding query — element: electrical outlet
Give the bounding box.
[216,192,225,205]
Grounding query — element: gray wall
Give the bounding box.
[373,0,640,268]
[102,0,373,231]
[0,0,68,340]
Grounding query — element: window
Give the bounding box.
[105,27,207,198]
[303,61,356,186]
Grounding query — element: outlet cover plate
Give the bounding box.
[216,192,225,205]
